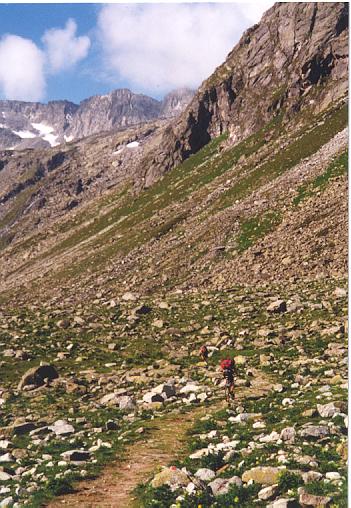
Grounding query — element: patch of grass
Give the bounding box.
[215,103,347,210]
[236,211,282,252]
[293,150,348,205]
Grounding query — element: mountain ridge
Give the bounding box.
[0,87,195,150]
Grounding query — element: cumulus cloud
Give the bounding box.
[98,2,273,95]
[42,18,90,73]
[0,34,45,101]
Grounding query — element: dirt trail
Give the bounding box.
[47,371,272,508]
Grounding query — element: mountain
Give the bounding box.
[142,2,348,182]
[0,87,194,150]
[0,4,348,507]
[0,1,347,305]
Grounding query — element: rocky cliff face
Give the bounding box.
[0,88,194,150]
[144,2,348,183]
[65,89,162,140]
[160,88,195,118]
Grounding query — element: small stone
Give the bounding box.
[302,471,323,483]
[105,420,118,431]
[122,292,137,301]
[334,287,347,298]
[119,396,136,411]
[325,472,341,481]
[152,319,164,328]
[280,427,296,443]
[258,484,278,500]
[266,499,297,508]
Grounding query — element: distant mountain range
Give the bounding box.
[0,87,194,150]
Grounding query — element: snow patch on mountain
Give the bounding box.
[32,123,59,147]
[126,141,139,148]
[13,130,37,139]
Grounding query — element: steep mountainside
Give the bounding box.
[0,1,348,306]
[0,4,348,507]
[0,88,194,150]
[142,2,348,184]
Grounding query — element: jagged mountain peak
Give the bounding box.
[0,87,195,150]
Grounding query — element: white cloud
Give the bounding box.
[0,34,45,101]
[97,3,273,95]
[42,18,90,73]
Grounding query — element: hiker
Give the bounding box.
[220,358,235,402]
[199,345,209,363]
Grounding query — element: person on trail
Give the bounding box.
[199,345,209,364]
[220,358,235,402]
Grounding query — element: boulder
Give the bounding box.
[194,468,216,482]
[122,292,137,301]
[48,420,75,436]
[119,396,136,411]
[242,466,281,485]
[152,383,176,399]
[11,421,36,435]
[280,427,296,443]
[333,287,346,298]
[208,476,242,496]
[18,364,59,390]
[267,499,298,508]
[300,426,329,439]
[151,466,189,489]
[299,491,331,507]
[143,392,164,403]
[317,402,339,418]
[267,300,287,313]
[258,484,278,500]
[60,450,91,462]
[302,471,323,483]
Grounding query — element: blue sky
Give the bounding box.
[0,2,272,104]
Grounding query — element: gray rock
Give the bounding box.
[267,300,287,313]
[119,396,136,411]
[280,427,296,443]
[0,471,12,481]
[299,490,331,507]
[18,364,59,390]
[0,497,13,508]
[143,392,164,403]
[267,499,298,508]
[12,421,36,435]
[302,471,323,483]
[317,403,339,418]
[194,468,216,482]
[152,383,176,399]
[258,484,278,500]
[48,420,75,436]
[60,450,91,462]
[209,476,242,496]
[300,425,329,439]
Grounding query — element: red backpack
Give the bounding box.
[220,358,234,370]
